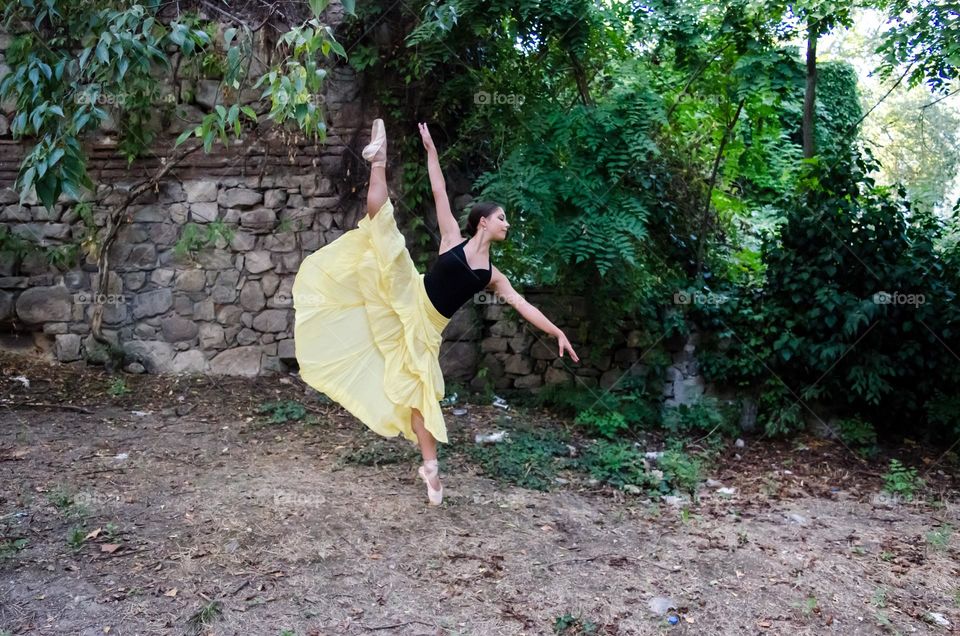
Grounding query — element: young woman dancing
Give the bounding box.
[292,119,579,506]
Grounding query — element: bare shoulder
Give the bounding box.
[487,265,511,290]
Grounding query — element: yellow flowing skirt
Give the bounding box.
[292,199,452,444]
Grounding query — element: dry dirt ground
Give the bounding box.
[1,349,959,636]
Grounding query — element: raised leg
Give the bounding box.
[364,119,388,219]
[366,163,388,220]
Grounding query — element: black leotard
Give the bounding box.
[423,239,492,318]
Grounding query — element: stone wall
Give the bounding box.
[0,14,709,406]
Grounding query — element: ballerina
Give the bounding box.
[292,118,579,506]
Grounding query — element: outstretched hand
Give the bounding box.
[555,330,580,363]
[418,122,436,154]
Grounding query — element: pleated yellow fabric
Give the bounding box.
[292,198,452,444]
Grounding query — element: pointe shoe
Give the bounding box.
[362,118,387,165]
[417,461,443,506]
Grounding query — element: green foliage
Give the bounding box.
[662,397,738,437]
[926,524,953,552]
[659,443,703,497]
[106,377,130,397]
[574,409,628,440]
[836,417,878,458]
[0,538,28,561]
[882,459,924,501]
[876,0,960,93]
[554,612,599,635]
[575,440,654,491]
[257,400,308,424]
[465,428,571,491]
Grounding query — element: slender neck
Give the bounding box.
[465,231,491,259]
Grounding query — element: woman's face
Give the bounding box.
[481,207,510,241]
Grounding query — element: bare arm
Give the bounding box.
[488,266,580,362]
[418,123,461,249]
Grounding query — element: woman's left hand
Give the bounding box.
[555,330,580,362]
[418,122,437,153]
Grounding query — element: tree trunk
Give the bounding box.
[803,19,819,159]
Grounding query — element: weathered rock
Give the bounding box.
[175,269,206,291]
[260,272,280,297]
[244,250,273,274]
[263,189,288,209]
[445,307,480,341]
[170,349,209,374]
[194,298,215,321]
[480,337,508,353]
[229,231,256,251]
[198,323,225,348]
[545,367,573,386]
[151,268,174,286]
[132,288,173,319]
[252,309,287,332]
[209,346,262,376]
[161,315,199,342]
[184,181,218,203]
[439,341,476,380]
[263,232,297,252]
[55,333,82,362]
[240,281,266,311]
[240,208,276,231]
[123,340,176,374]
[236,327,259,345]
[504,354,533,375]
[514,374,543,389]
[190,202,218,223]
[217,305,243,325]
[277,339,295,360]
[219,188,263,208]
[15,286,72,323]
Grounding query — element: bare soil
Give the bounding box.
[1,349,958,636]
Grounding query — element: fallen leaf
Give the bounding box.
[101,544,121,554]
[164,588,178,597]
[85,528,103,541]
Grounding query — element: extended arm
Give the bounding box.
[418,123,461,248]
[488,266,580,362]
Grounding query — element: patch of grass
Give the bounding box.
[575,408,628,439]
[553,611,598,635]
[879,550,895,562]
[107,377,130,397]
[926,524,953,551]
[574,440,653,491]
[466,428,571,491]
[871,587,888,608]
[67,526,87,550]
[47,486,88,519]
[953,587,960,608]
[882,459,925,501]
[659,443,703,498]
[279,630,296,636]
[0,538,28,561]
[257,400,309,424]
[186,600,224,634]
